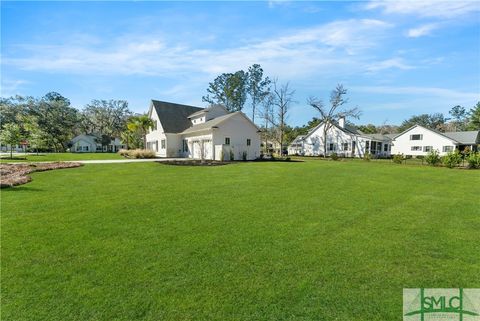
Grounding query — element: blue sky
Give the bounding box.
[1,1,479,126]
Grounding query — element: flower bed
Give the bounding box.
[0,162,82,188]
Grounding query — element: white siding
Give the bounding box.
[212,113,260,160]
[391,125,457,156]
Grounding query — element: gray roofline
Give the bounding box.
[391,124,461,144]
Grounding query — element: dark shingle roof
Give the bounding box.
[151,100,203,133]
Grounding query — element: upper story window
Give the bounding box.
[247,139,251,146]
[410,134,423,140]
[225,137,230,145]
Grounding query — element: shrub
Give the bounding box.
[330,152,339,161]
[425,150,441,166]
[466,152,480,169]
[242,151,247,161]
[285,157,291,162]
[392,154,404,164]
[120,149,156,159]
[363,153,371,161]
[442,150,462,168]
[229,149,235,161]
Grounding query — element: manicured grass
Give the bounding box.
[1,160,479,321]
[0,152,124,163]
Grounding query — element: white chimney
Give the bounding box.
[338,116,345,128]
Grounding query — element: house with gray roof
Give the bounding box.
[288,117,392,157]
[391,124,479,156]
[145,100,261,160]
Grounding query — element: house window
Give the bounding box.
[443,146,453,152]
[384,144,388,152]
[83,146,89,152]
[77,146,82,152]
[365,141,370,152]
[225,137,230,145]
[96,146,102,151]
[410,134,423,140]
[247,139,251,146]
[343,143,349,151]
[329,143,335,151]
[423,146,433,152]
[182,139,188,152]
[411,146,422,151]
[161,139,165,149]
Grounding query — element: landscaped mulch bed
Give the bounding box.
[0,162,82,188]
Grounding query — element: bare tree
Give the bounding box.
[308,84,360,158]
[271,80,295,156]
[258,93,276,154]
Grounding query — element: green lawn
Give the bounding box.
[1,160,479,321]
[0,152,124,163]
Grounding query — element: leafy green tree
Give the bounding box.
[27,92,79,152]
[0,123,22,158]
[81,100,131,137]
[448,105,467,131]
[23,115,48,154]
[202,71,248,112]
[247,64,271,123]
[467,101,480,130]
[397,113,447,132]
[127,115,154,149]
[357,124,378,134]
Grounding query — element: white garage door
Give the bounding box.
[203,140,212,160]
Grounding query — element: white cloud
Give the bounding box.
[407,23,439,38]
[3,18,396,80]
[365,0,480,19]
[352,85,479,101]
[365,58,415,72]
[0,79,29,97]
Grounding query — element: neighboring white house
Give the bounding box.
[0,144,24,153]
[145,100,261,160]
[289,117,393,158]
[70,134,125,153]
[391,125,480,156]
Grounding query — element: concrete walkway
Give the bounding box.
[73,158,181,164]
[1,158,183,165]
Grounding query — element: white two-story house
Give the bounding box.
[391,124,480,156]
[145,100,261,160]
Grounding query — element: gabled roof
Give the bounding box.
[304,120,390,141]
[187,104,227,118]
[443,131,480,145]
[391,124,462,143]
[362,133,393,141]
[150,100,203,133]
[181,111,260,135]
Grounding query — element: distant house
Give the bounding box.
[391,125,480,156]
[288,117,393,157]
[70,134,125,153]
[145,100,261,160]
